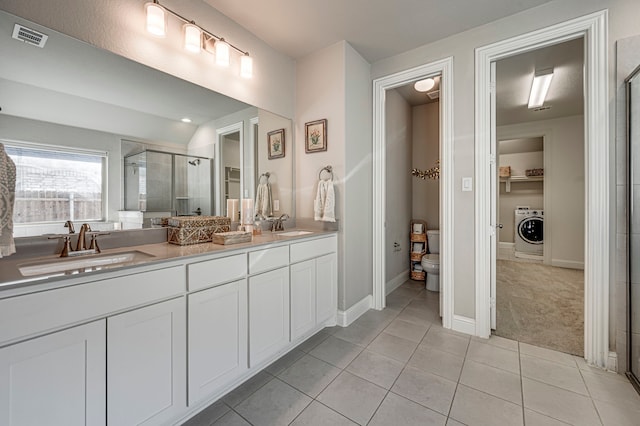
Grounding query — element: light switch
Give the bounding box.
[462,177,473,192]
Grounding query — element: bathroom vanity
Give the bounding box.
[0,231,337,426]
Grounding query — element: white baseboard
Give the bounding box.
[337,294,372,327]
[607,351,618,372]
[452,315,476,336]
[551,259,585,270]
[386,269,410,295]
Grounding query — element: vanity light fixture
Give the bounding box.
[414,78,435,92]
[528,68,554,109]
[145,2,166,37]
[181,117,192,123]
[183,23,201,53]
[240,53,253,79]
[215,38,230,67]
[144,0,253,78]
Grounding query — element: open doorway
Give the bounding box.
[372,57,454,330]
[492,38,586,356]
[384,75,442,317]
[475,11,609,367]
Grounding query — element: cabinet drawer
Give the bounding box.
[249,245,289,275]
[290,236,337,263]
[188,253,246,291]
[0,266,185,346]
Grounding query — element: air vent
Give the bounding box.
[427,90,440,100]
[12,24,48,48]
[533,106,551,112]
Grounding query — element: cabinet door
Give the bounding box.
[249,267,290,367]
[107,298,186,426]
[0,320,106,426]
[290,260,316,341]
[316,253,338,324]
[188,280,248,406]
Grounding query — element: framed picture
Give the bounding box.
[267,128,285,159]
[305,119,327,153]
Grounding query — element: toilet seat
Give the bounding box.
[421,254,439,265]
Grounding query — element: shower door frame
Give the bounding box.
[626,63,640,393]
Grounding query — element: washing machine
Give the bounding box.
[514,209,543,255]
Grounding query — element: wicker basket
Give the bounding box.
[411,270,425,281]
[167,215,231,245]
[411,232,426,242]
[410,250,426,262]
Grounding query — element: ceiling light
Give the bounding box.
[241,53,253,79]
[145,2,166,37]
[414,78,435,92]
[528,68,554,109]
[183,23,201,53]
[215,39,230,67]
[181,118,192,123]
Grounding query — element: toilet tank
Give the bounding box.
[427,230,440,254]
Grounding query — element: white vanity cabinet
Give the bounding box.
[107,297,187,426]
[187,279,248,406]
[0,320,106,426]
[249,266,290,367]
[289,236,338,341]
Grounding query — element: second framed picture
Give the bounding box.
[267,128,285,159]
[305,119,327,153]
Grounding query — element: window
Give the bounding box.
[4,142,106,224]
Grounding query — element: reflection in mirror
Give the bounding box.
[0,9,293,238]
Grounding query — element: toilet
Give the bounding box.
[421,230,440,292]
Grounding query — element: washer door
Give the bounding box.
[518,217,543,244]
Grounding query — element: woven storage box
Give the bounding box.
[212,231,252,245]
[411,270,426,281]
[411,232,426,242]
[167,216,231,245]
[499,166,511,177]
[525,168,544,177]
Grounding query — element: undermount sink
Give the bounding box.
[277,230,314,237]
[18,250,156,277]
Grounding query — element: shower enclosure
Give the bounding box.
[627,64,640,393]
[124,150,213,216]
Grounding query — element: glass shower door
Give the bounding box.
[627,64,640,392]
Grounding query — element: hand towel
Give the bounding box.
[0,143,16,257]
[255,182,273,217]
[314,179,336,222]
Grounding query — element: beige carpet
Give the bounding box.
[494,259,584,356]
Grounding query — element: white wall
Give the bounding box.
[385,90,412,282]
[295,41,372,311]
[498,115,585,268]
[412,103,440,230]
[371,0,640,321]
[257,110,294,216]
[0,0,296,119]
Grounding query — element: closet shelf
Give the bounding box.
[500,175,543,192]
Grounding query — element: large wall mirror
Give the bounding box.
[0,10,293,237]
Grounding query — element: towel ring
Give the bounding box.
[319,165,333,180]
[259,172,271,183]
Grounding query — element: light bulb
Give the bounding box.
[414,78,435,92]
[145,2,166,37]
[183,23,201,53]
[241,54,253,78]
[215,39,230,67]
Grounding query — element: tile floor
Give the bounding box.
[183,280,640,426]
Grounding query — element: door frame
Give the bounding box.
[216,122,244,217]
[475,11,609,366]
[372,57,454,329]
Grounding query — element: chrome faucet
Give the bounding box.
[271,214,289,232]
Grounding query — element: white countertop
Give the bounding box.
[0,229,336,292]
